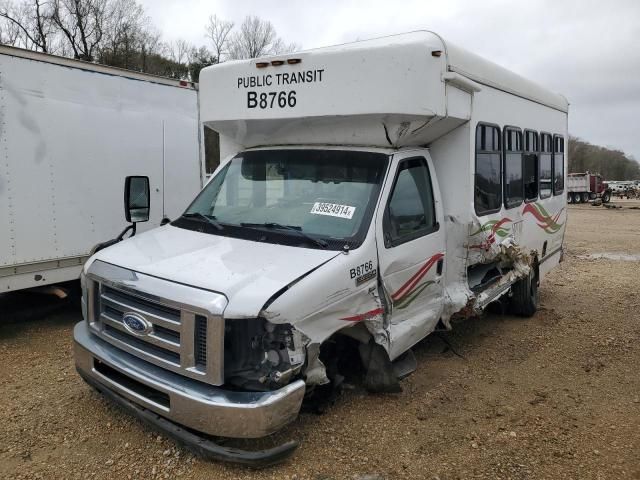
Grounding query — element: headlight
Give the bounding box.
[224,318,305,391]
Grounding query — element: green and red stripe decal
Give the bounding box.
[469,218,512,250]
[522,202,564,234]
[390,253,444,306]
[340,253,444,321]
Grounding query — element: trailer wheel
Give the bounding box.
[602,191,611,203]
[510,267,539,317]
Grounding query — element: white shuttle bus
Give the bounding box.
[74,32,568,465]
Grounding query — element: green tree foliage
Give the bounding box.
[187,46,216,82]
[568,136,640,180]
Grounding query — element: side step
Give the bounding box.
[392,349,417,380]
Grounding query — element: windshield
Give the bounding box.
[174,149,389,250]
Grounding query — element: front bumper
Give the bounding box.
[74,322,306,440]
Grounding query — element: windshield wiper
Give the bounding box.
[181,212,224,230]
[240,222,328,249]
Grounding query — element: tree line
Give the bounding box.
[2,1,639,177]
[568,136,639,180]
[0,0,299,81]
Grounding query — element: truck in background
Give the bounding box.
[74,31,568,465]
[567,172,611,203]
[0,45,205,293]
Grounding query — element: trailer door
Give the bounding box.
[376,151,446,360]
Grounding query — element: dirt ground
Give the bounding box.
[1,201,639,480]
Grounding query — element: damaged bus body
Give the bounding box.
[74,32,568,465]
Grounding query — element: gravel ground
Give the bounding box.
[1,201,639,480]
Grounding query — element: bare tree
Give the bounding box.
[0,0,56,52]
[100,0,146,63]
[227,15,299,60]
[0,9,22,46]
[167,37,191,65]
[51,0,107,61]
[204,14,232,62]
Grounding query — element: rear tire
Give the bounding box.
[581,192,590,203]
[510,267,539,317]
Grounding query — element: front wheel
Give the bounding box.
[602,191,611,203]
[510,267,539,317]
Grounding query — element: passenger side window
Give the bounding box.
[539,133,553,199]
[384,157,437,248]
[503,127,523,209]
[524,130,539,202]
[553,135,565,195]
[474,123,502,215]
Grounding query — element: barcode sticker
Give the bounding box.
[310,202,356,219]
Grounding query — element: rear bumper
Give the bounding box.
[74,322,305,439]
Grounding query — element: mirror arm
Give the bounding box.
[116,223,136,241]
[91,223,137,255]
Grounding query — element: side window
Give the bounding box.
[474,123,502,215]
[524,130,539,202]
[553,135,565,195]
[384,157,437,248]
[503,126,523,209]
[539,133,553,199]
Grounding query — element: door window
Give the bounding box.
[384,157,437,248]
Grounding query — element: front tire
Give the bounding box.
[510,267,539,317]
[602,191,611,203]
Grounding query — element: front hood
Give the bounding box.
[91,225,340,319]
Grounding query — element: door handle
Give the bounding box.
[436,258,444,275]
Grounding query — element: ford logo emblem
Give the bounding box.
[122,312,153,336]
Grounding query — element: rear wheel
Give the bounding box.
[572,192,580,203]
[510,266,539,317]
[581,192,590,203]
[567,192,573,204]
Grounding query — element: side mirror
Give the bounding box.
[124,176,150,223]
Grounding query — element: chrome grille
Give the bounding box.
[85,260,227,386]
[194,315,207,369]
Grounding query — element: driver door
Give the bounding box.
[376,151,446,360]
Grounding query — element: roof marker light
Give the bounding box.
[256,62,269,68]
[287,58,302,65]
[271,60,285,66]
[432,50,442,57]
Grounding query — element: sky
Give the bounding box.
[139,0,640,160]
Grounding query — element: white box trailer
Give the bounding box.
[0,46,203,292]
[73,32,568,465]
